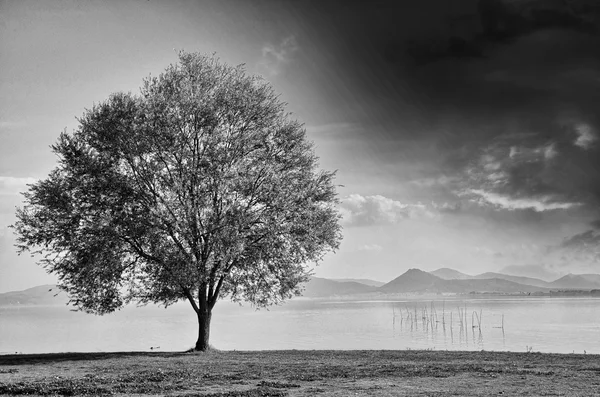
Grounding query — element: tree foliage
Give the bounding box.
[13,53,342,327]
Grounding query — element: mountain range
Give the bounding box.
[2,268,600,304]
[302,268,600,298]
[0,285,69,306]
[430,267,600,290]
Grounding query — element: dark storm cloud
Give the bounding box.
[290,0,600,214]
[562,230,600,249]
[557,229,600,266]
[402,1,600,212]
[407,0,600,65]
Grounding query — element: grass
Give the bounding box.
[1,350,600,396]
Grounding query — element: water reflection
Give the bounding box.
[392,301,506,350]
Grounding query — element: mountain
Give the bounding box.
[380,269,444,293]
[580,274,600,284]
[472,272,551,288]
[430,268,555,288]
[381,269,550,294]
[497,264,561,282]
[0,285,69,306]
[330,278,385,287]
[301,277,378,298]
[443,278,548,294]
[429,268,472,280]
[549,274,600,289]
[430,267,600,290]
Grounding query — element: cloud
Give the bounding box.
[409,175,457,188]
[471,245,497,257]
[259,35,298,75]
[573,122,597,149]
[459,131,587,212]
[357,244,383,252]
[0,176,36,196]
[375,2,600,214]
[466,189,579,212]
[561,230,600,250]
[431,201,461,213]
[406,0,600,65]
[339,194,434,227]
[508,143,558,161]
[553,229,600,266]
[290,0,600,223]
[543,143,558,160]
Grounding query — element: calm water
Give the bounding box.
[1,297,599,354]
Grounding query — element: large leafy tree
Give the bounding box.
[13,52,342,351]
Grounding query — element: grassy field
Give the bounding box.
[1,350,599,396]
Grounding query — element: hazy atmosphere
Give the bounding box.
[2,0,600,293]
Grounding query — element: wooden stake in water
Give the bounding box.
[464,304,468,340]
[442,303,446,332]
[414,305,418,329]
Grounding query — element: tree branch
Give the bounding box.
[208,259,237,309]
[183,287,199,313]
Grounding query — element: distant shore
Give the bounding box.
[1,350,599,396]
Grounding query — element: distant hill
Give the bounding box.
[430,268,552,288]
[0,285,69,306]
[497,264,561,282]
[580,274,600,285]
[549,274,600,289]
[330,278,385,287]
[381,269,551,294]
[472,272,551,288]
[430,267,600,290]
[429,268,472,280]
[444,278,549,294]
[301,277,378,297]
[381,269,443,293]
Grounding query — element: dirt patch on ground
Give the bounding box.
[1,350,599,396]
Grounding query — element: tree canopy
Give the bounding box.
[13,52,342,350]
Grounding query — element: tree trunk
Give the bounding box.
[195,309,212,351]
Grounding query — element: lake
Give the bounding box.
[1,296,599,355]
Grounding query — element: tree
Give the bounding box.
[12,52,342,351]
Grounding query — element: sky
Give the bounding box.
[1,0,600,293]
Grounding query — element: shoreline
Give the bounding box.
[2,350,599,396]
[2,348,599,359]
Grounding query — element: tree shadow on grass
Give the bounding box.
[0,351,190,366]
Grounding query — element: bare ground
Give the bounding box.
[1,350,599,396]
